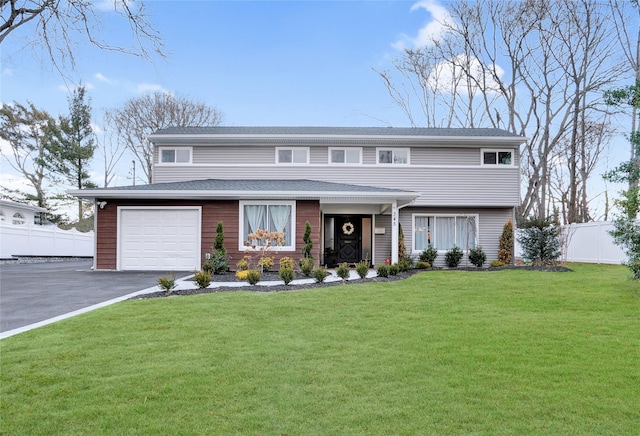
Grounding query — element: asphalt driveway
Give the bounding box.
[0,260,189,334]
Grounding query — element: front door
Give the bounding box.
[335,216,361,265]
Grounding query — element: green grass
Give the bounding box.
[2,264,639,434]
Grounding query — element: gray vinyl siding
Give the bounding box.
[154,164,520,207]
[373,214,392,265]
[399,206,513,267]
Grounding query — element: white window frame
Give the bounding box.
[376,147,410,165]
[239,200,296,251]
[411,213,479,254]
[481,149,514,166]
[328,147,363,165]
[276,147,310,165]
[158,147,193,165]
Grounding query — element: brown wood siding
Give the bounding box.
[95,199,320,271]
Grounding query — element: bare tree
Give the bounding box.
[378,0,627,222]
[106,92,223,183]
[98,116,128,187]
[0,0,164,71]
[0,101,54,208]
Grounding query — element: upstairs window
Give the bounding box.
[482,149,513,166]
[277,147,309,164]
[160,147,192,164]
[377,148,409,164]
[329,148,362,164]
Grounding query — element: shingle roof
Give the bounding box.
[98,179,411,194]
[153,126,522,138]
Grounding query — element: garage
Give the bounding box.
[118,207,201,271]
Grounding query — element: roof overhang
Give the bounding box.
[69,188,419,208]
[147,133,527,148]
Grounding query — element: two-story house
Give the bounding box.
[71,127,525,271]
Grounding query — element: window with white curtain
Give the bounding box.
[240,201,295,250]
[413,214,477,252]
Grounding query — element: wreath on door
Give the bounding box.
[342,221,355,235]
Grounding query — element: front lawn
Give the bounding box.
[1,264,638,434]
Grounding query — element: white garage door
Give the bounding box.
[119,207,201,271]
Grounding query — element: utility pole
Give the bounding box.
[132,160,136,186]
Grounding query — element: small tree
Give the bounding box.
[517,217,562,266]
[204,221,229,275]
[215,221,225,251]
[498,220,514,265]
[398,223,407,261]
[302,221,313,258]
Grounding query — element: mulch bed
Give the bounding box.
[132,264,572,300]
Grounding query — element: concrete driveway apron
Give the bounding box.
[0,260,188,334]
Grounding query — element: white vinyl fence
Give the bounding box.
[515,221,626,265]
[0,222,94,259]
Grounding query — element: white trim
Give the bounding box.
[481,148,514,166]
[375,147,411,165]
[275,147,310,164]
[157,146,193,165]
[328,147,363,165]
[146,163,516,169]
[411,213,480,254]
[117,206,202,271]
[238,200,297,252]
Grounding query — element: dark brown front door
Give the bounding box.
[336,216,361,264]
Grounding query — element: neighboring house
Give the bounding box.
[71,127,526,271]
[0,200,48,226]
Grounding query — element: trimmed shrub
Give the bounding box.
[279,256,295,270]
[517,217,561,265]
[207,249,229,275]
[258,256,274,272]
[279,267,295,285]
[355,258,369,279]
[468,246,487,267]
[235,270,249,280]
[236,257,250,271]
[416,261,431,269]
[246,269,261,285]
[157,273,176,292]
[445,246,464,267]
[498,219,514,265]
[312,266,329,283]
[398,223,407,260]
[302,221,313,259]
[299,257,314,276]
[193,270,211,288]
[490,260,506,267]
[389,264,399,276]
[398,257,413,272]
[376,264,390,278]
[336,262,350,281]
[419,245,438,265]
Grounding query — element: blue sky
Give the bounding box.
[1,0,436,128]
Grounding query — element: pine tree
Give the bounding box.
[46,85,97,220]
[302,221,313,259]
[498,220,514,265]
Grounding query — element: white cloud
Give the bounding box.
[95,72,113,84]
[91,123,103,135]
[393,0,454,50]
[136,83,171,94]
[2,67,13,76]
[428,55,505,95]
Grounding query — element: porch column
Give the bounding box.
[391,200,399,264]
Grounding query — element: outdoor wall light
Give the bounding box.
[97,201,108,209]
